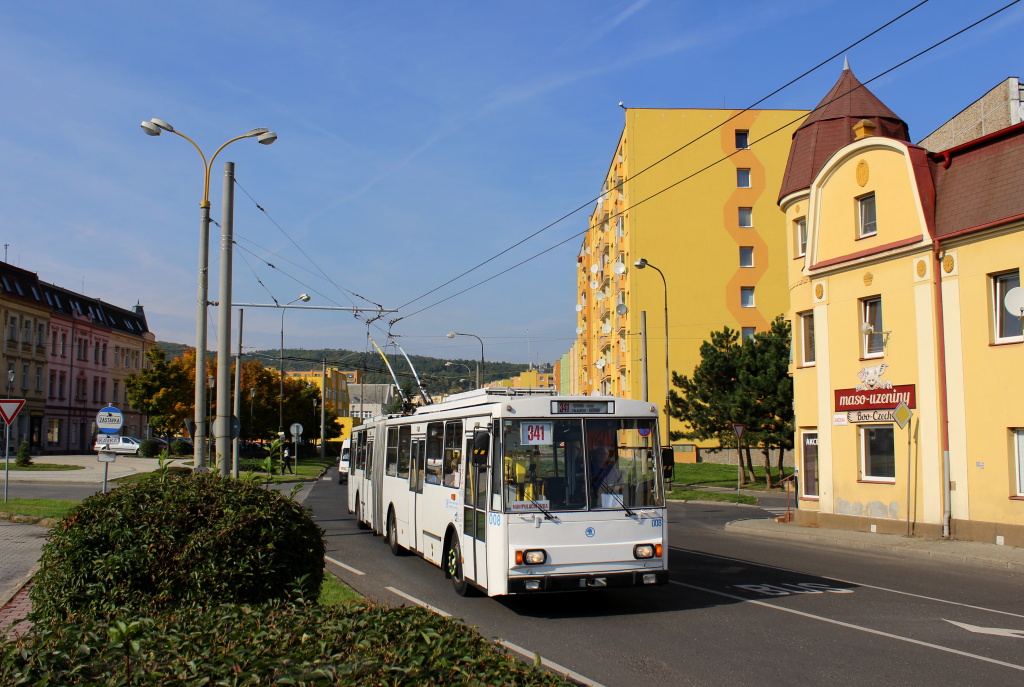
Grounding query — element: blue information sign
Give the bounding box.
[96,406,124,434]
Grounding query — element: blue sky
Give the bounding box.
[1,0,1021,368]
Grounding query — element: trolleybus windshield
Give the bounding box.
[501,417,663,513]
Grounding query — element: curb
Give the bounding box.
[725,519,1024,573]
[0,563,38,610]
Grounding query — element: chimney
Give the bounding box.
[853,119,877,140]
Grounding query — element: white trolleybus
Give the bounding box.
[347,387,668,596]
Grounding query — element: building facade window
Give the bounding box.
[860,425,895,481]
[741,327,756,340]
[737,169,751,188]
[740,287,755,308]
[993,270,1023,342]
[799,311,815,366]
[51,332,57,356]
[858,193,877,238]
[862,296,884,357]
[801,430,819,497]
[1015,429,1024,497]
[35,365,42,392]
[60,333,67,357]
[8,315,17,341]
[795,218,807,257]
[738,207,753,228]
[47,418,61,445]
[739,246,754,267]
[21,363,28,389]
[735,130,749,149]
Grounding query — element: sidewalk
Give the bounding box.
[725,518,1024,573]
[1,454,183,484]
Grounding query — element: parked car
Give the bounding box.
[338,438,350,484]
[94,436,142,455]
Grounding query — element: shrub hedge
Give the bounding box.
[1,600,574,686]
[138,438,161,457]
[169,439,192,455]
[29,471,325,625]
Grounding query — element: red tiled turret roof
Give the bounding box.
[779,65,910,202]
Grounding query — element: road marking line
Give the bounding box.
[671,546,1024,620]
[325,556,364,575]
[499,640,606,687]
[384,586,451,617]
[672,581,1024,672]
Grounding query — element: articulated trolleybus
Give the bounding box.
[347,387,668,597]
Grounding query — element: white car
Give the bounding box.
[338,439,350,484]
[94,436,141,455]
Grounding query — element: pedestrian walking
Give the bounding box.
[282,447,294,474]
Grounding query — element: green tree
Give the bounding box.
[125,347,193,438]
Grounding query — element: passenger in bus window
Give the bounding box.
[444,452,462,488]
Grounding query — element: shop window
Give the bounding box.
[802,431,819,497]
[860,425,895,481]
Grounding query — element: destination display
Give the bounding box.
[550,400,614,415]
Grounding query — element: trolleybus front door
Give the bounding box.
[463,421,490,590]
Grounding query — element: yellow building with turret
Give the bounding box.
[782,68,1024,545]
[571,106,807,448]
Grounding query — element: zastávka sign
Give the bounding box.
[834,385,916,413]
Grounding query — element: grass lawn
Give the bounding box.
[5,463,85,471]
[0,497,79,520]
[672,462,792,491]
[666,488,757,505]
[318,570,362,605]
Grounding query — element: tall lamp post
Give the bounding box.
[446,332,484,388]
[141,118,277,469]
[280,294,311,434]
[634,258,672,450]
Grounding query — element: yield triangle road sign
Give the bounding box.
[0,399,26,425]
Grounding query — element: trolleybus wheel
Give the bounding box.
[386,509,406,556]
[445,536,471,596]
[355,498,370,530]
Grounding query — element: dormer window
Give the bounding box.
[858,193,877,238]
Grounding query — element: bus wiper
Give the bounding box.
[596,482,635,516]
[529,496,554,519]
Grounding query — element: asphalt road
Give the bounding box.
[308,469,1024,687]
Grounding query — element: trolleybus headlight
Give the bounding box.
[516,549,547,565]
[634,544,655,559]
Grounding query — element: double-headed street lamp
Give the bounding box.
[446,332,484,388]
[141,118,277,469]
[280,294,311,434]
[634,258,672,450]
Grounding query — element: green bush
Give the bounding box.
[29,471,325,625]
[14,440,31,467]
[169,439,191,455]
[2,600,572,686]
[138,438,161,457]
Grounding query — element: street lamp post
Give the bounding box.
[280,294,311,434]
[447,332,484,388]
[207,375,215,457]
[141,118,276,469]
[634,258,672,450]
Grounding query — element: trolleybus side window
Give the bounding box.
[425,422,443,485]
[397,425,411,479]
[443,420,463,488]
[386,426,399,477]
[355,431,366,471]
[410,439,424,493]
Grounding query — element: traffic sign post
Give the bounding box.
[2,399,26,502]
[290,423,303,471]
[98,450,117,493]
[732,424,747,493]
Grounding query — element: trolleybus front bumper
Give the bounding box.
[507,569,668,593]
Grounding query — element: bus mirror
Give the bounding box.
[661,447,675,481]
[472,431,490,466]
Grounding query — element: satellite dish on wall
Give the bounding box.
[1004,286,1024,317]
[616,303,628,316]
[590,280,599,290]
[595,291,605,301]
[596,358,606,369]
[575,326,584,335]
[614,262,626,275]
[602,324,612,334]
[575,304,583,312]
[860,322,874,334]
[590,264,599,274]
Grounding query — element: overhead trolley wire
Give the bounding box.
[391,0,936,314]
[390,0,1018,324]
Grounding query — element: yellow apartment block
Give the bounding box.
[570,105,807,447]
[781,68,1024,545]
[283,367,351,418]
